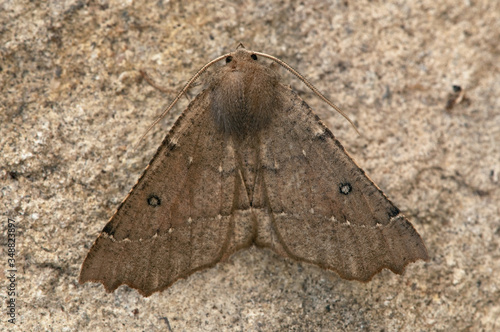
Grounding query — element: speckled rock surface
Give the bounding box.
[1,0,499,331]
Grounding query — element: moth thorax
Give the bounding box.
[210,66,281,137]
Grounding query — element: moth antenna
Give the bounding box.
[135,52,230,146]
[254,51,360,135]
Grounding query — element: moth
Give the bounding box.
[80,46,428,297]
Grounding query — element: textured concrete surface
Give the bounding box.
[1,0,499,331]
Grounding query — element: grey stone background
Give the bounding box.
[1,0,499,331]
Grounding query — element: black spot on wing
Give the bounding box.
[147,195,161,207]
[315,128,334,141]
[339,182,352,195]
[388,205,400,218]
[102,223,115,236]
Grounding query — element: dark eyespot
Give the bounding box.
[147,194,161,207]
[339,183,352,195]
[226,56,233,63]
[251,54,258,60]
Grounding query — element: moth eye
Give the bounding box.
[226,56,233,63]
[251,54,258,60]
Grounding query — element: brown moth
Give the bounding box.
[79,46,428,297]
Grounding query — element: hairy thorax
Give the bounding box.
[209,49,282,138]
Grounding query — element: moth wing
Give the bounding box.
[256,87,428,281]
[80,91,253,296]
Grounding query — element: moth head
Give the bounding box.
[223,49,261,69]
